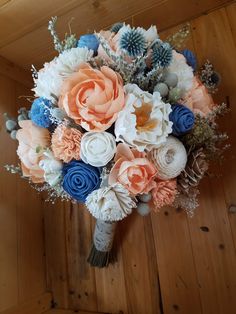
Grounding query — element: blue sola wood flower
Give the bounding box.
[30,97,53,128]
[181,49,197,71]
[120,28,146,57]
[62,160,102,203]
[169,104,195,136]
[77,34,99,54]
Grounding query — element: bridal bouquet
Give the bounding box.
[4,18,228,267]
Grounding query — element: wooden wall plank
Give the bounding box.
[0,74,18,312]
[132,0,233,30]
[43,201,69,309]
[0,0,85,48]
[0,292,52,314]
[0,56,32,88]
[15,83,46,303]
[94,237,128,314]
[225,1,236,255]
[120,212,161,314]
[187,8,236,313]
[0,0,160,49]
[151,209,202,314]
[0,0,162,70]
[0,0,234,70]
[65,204,98,312]
[45,310,107,314]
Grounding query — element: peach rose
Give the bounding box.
[51,124,82,163]
[109,143,157,195]
[59,63,125,131]
[151,179,177,211]
[16,120,50,183]
[97,30,120,62]
[181,77,215,116]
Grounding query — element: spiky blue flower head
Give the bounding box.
[152,42,173,68]
[110,22,123,33]
[30,98,53,128]
[120,28,146,57]
[181,49,197,71]
[77,34,99,54]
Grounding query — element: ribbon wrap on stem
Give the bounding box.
[87,219,117,267]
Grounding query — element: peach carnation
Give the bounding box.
[16,120,50,183]
[181,77,215,116]
[152,179,177,211]
[51,124,82,163]
[109,143,157,195]
[59,63,125,131]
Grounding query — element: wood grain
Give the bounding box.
[0,56,32,88]
[0,292,52,314]
[65,204,98,312]
[0,0,233,70]
[0,75,18,312]
[43,201,69,309]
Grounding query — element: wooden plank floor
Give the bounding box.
[43,3,236,314]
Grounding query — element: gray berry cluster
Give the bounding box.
[4,107,30,140]
[154,72,182,103]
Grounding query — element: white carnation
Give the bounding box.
[39,150,63,187]
[167,50,194,94]
[148,136,187,180]
[115,83,173,152]
[80,131,116,167]
[86,183,136,221]
[33,47,93,101]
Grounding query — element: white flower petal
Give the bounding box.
[115,83,173,152]
[148,136,187,179]
[86,183,136,221]
[80,131,116,167]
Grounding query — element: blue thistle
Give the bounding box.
[30,98,53,128]
[181,49,197,71]
[120,28,146,57]
[152,42,173,68]
[110,22,123,33]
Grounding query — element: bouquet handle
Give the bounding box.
[87,219,117,267]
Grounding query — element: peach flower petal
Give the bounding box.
[51,124,82,163]
[59,63,125,131]
[152,179,177,211]
[181,77,215,116]
[109,143,157,195]
[16,120,50,183]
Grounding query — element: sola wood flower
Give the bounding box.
[109,143,157,195]
[152,179,177,211]
[51,124,82,163]
[148,136,187,180]
[80,131,116,167]
[167,51,194,95]
[59,63,125,131]
[181,77,215,116]
[33,47,93,101]
[16,120,50,183]
[86,183,136,221]
[39,150,63,187]
[115,84,172,152]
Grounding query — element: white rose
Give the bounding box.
[39,150,63,186]
[115,83,173,152]
[148,136,187,180]
[80,131,116,167]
